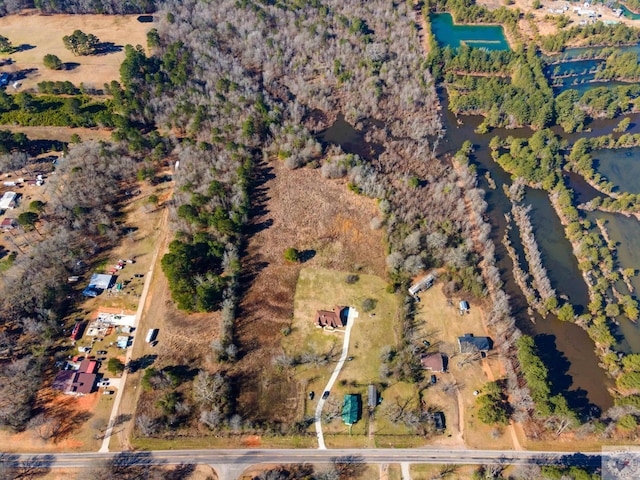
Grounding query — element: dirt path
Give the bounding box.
[100,206,170,452]
[455,387,465,445]
[480,356,523,451]
[415,2,430,55]
[314,307,359,449]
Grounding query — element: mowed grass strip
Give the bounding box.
[284,267,403,442]
[286,266,400,385]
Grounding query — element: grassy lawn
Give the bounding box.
[411,464,479,479]
[0,14,152,91]
[284,267,413,447]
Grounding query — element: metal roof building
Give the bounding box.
[368,385,377,408]
[342,394,361,425]
[0,191,17,209]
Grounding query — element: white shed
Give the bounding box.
[0,191,17,209]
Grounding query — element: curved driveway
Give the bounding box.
[314,307,359,449]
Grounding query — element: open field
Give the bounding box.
[233,158,386,428]
[0,125,113,142]
[0,12,153,90]
[286,266,404,446]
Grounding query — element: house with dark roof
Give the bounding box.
[420,353,446,372]
[52,358,97,396]
[458,333,493,353]
[432,411,445,431]
[315,306,348,329]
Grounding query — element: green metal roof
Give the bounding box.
[342,394,360,425]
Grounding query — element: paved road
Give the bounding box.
[2,448,602,470]
[314,307,359,449]
[99,211,168,452]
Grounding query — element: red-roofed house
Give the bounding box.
[420,353,446,373]
[315,306,348,329]
[52,359,97,396]
[0,218,17,230]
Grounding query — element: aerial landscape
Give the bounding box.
[2,0,640,479]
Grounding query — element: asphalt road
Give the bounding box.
[2,448,602,469]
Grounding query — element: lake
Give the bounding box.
[592,147,640,194]
[430,13,510,51]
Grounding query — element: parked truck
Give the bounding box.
[145,328,158,344]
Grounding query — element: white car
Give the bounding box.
[98,380,110,387]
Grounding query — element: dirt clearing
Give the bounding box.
[0,12,153,90]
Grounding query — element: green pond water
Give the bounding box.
[593,147,640,194]
[430,13,510,51]
[621,4,640,20]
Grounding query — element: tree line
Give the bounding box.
[0,0,155,16]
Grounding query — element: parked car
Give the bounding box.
[103,390,115,395]
[309,391,315,400]
[96,350,107,355]
[322,391,330,399]
[134,274,144,278]
[98,380,110,387]
[430,375,437,385]
[422,340,431,347]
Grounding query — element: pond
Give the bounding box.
[621,4,640,20]
[587,210,640,354]
[430,13,510,51]
[592,147,640,194]
[524,188,590,307]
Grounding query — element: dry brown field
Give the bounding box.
[0,125,112,142]
[0,12,153,90]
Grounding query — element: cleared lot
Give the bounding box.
[0,13,152,90]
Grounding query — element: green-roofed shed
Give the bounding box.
[342,394,361,425]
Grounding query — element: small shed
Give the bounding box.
[342,394,361,425]
[433,412,446,431]
[459,300,470,313]
[368,384,377,408]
